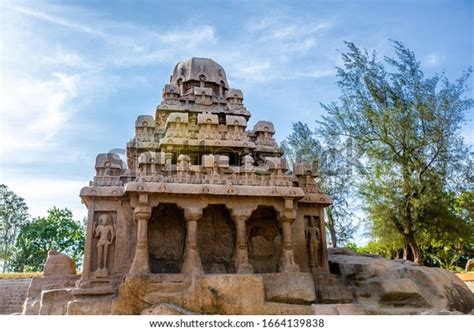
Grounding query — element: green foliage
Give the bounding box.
[11,207,85,272]
[0,184,30,272]
[320,40,473,265]
[283,122,357,247]
[345,241,400,259]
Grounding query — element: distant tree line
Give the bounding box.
[284,41,473,270]
[0,184,85,272]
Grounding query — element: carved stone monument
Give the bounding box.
[20,58,473,315]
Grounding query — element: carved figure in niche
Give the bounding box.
[248,225,281,273]
[94,214,115,276]
[306,216,321,273]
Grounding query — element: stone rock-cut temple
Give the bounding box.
[77,57,335,314]
[21,58,473,315]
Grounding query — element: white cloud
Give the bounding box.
[40,51,91,68]
[3,2,106,38]
[424,52,442,67]
[0,72,80,155]
[0,176,87,220]
[158,25,216,47]
[294,67,335,79]
[231,60,272,82]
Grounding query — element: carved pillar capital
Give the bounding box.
[184,207,203,222]
[279,212,296,224]
[229,206,256,222]
[134,205,152,220]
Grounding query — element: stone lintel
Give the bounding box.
[124,182,305,198]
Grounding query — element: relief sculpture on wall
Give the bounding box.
[94,213,115,277]
[306,216,321,273]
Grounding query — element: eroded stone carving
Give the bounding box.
[94,214,115,277]
[306,216,321,273]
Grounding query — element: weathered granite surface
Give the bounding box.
[0,278,31,314]
[328,248,474,314]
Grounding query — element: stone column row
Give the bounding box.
[128,198,300,275]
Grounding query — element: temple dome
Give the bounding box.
[170,57,229,89]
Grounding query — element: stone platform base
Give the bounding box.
[112,273,317,315]
[18,253,474,315]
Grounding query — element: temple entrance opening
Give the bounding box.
[198,205,236,274]
[148,203,185,273]
[247,206,282,273]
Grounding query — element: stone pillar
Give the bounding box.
[279,199,300,273]
[181,207,204,274]
[129,204,152,275]
[231,209,254,274]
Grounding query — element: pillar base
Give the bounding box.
[129,248,149,275]
[181,249,204,275]
[236,263,254,274]
[280,264,301,273]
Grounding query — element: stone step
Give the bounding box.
[312,274,354,304]
[319,285,353,304]
[313,274,344,286]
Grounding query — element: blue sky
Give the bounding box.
[0,0,473,240]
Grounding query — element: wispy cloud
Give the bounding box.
[0,72,79,153]
[3,3,107,37]
[294,67,336,79]
[423,52,443,67]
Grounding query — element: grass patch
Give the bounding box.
[0,272,43,279]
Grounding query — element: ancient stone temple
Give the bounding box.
[74,57,334,314]
[20,58,473,315]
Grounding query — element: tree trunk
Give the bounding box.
[326,211,337,248]
[395,249,402,259]
[406,235,423,265]
[403,243,409,260]
[329,227,337,248]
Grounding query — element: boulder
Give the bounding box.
[328,248,474,314]
[261,273,316,305]
[43,250,76,277]
[194,274,266,314]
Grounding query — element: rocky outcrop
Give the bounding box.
[43,250,76,277]
[261,273,315,305]
[22,251,79,315]
[328,248,474,314]
[22,275,79,315]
